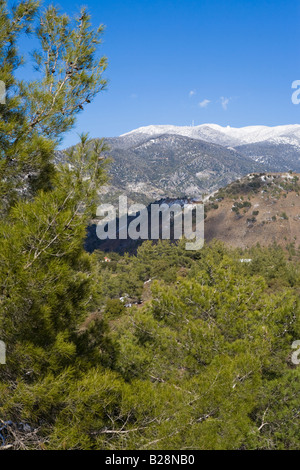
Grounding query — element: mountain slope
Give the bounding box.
[235,142,300,172]
[205,172,300,248]
[100,133,264,204]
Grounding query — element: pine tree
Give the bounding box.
[0,0,107,210]
[0,2,114,446]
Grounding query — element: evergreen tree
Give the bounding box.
[0,0,107,210]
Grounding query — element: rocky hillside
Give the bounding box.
[205,172,300,248]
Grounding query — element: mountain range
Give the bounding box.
[121,123,300,147]
[57,123,300,204]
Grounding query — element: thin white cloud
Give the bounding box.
[189,90,196,97]
[220,96,231,110]
[198,99,210,108]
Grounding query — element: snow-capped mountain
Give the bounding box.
[121,124,300,148]
[57,123,300,207]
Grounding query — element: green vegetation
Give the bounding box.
[2,234,300,449]
[234,201,252,209]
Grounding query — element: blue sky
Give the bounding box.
[12,0,300,146]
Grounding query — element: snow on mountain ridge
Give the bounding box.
[121,124,300,147]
